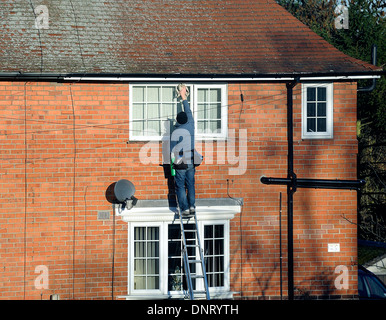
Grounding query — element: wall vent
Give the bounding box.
[97,210,110,221]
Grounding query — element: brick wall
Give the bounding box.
[0,81,359,299]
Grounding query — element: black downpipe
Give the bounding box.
[286,80,297,300]
[358,44,377,92]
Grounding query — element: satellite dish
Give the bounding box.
[114,179,138,210]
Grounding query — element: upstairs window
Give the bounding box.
[129,83,227,141]
[302,83,333,139]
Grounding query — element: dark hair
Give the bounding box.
[176,111,188,124]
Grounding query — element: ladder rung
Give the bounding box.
[188,259,202,263]
[190,274,205,279]
[186,244,200,247]
[183,229,197,232]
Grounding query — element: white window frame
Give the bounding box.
[200,220,230,294]
[118,205,238,300]
[129,222,165,296]
[129,83,228,141]
[193,84,228,141]
[301,83,334,139]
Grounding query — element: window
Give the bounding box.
[168,224,197,292]
[132,225,161,292]
[127,219,230,298]
[129,83,227,141]
[302,83,333,139]
[204,224,225,288]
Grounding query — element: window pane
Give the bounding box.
[147,121,161,135]
[132,103,145,119]
[317,118,327,132]
[162,86,175,102]
[162,103,174,118]
[147,276,160,290]
[135,242,145,257]
[147,259,159,274]
[147,87,160,101]
[307,103,316,117]
[210,120,221,133]
[215,225,224,238]
[307,87,316,101]
[307,118,316,132]
[216,256,224,272]
[147,242,159,257]
[210,88,221,102]
[197,103,207,120]
[205,239,213,255]
[215,239,224,254]
[132,121,145,136]
[134,276,146,289]
[205,225,213,238]
[209,103,221,119]
[197,88,207,102]
[148,227,159,240]
[135,227,146,240]
[134,259,145,275]
[317,87,327,101]
[215,273,224,287]
[132,86,145,102]
[206,257,213,272]
[317,103,326,117]
[148,103,160,119]
[197,121,207,133]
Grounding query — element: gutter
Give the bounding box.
[62,74,381,82]
[0,71,382,83]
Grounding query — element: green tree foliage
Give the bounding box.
[277,0,386,241]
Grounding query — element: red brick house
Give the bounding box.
[0,0,382,300]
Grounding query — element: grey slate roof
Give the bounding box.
[0,0,382,76]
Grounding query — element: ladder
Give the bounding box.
[178,209,210,300]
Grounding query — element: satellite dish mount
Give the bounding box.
[114,179,138,211]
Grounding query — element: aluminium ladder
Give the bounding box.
[170,156,209,300]
[178,209,210,300]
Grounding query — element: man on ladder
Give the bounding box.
[170,84,209,300]
[171,84,197,217]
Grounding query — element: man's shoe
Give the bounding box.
[189,207,196,214]
[181,209,191,216]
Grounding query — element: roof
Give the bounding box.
[0,0,382,77]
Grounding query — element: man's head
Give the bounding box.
[176,111,188,124]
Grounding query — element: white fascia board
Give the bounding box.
[64,75,380,82]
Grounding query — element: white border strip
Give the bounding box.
[64,75,380,82]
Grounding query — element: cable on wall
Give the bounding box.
[226,179,244,298]
[23,82,28,300]
[69,85,77,299]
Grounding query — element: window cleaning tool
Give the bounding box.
[176,83,190,98]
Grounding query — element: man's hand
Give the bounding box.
[179,86,187,100]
